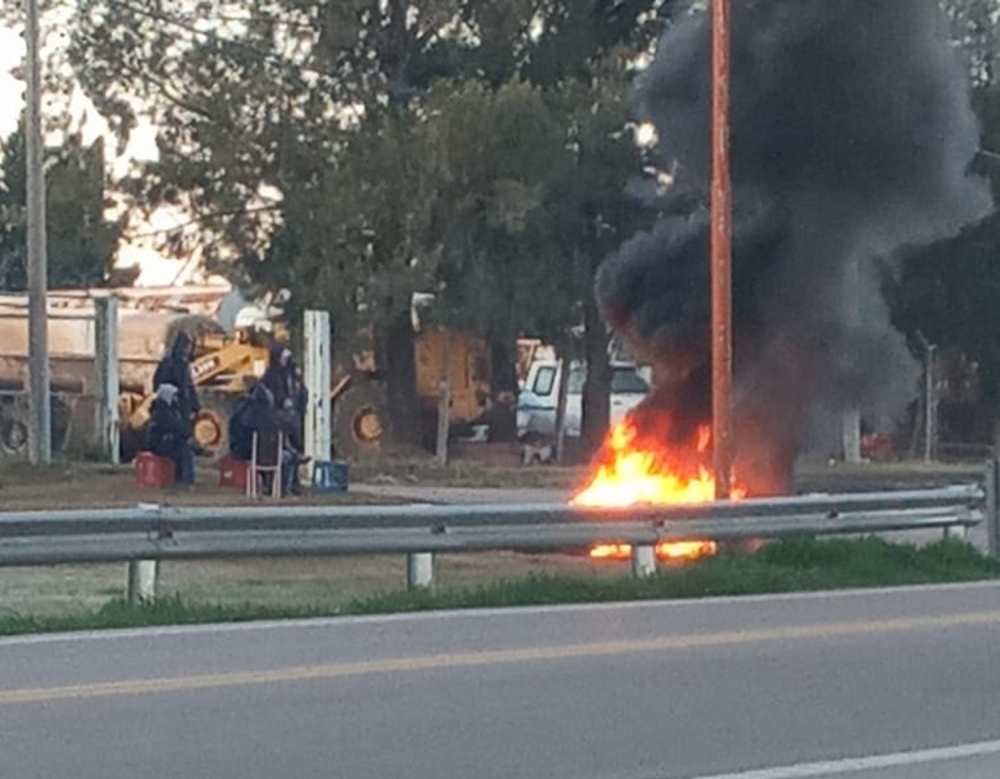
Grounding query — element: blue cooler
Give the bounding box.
[313,460,350,493]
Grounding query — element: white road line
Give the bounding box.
[0,578,997,647]
[687,739,1000,779]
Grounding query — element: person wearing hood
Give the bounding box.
[262,342,308,454]
[153,331,201,435]
[261,343,296,412]
[147,383,195,487]
[229,381,305,496]
[229,381,274,462]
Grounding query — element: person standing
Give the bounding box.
[153,331,201,433]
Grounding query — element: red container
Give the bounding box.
[218,455,249,491]
[135,451,176,488]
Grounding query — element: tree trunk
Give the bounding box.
[554,357,570,463]
[379,311,420,447]
[486,335,518,443]
[581,297,612,460]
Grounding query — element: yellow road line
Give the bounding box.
[2,610,998,706]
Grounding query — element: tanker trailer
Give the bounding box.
[0,296,270,461]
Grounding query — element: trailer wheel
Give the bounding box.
[0,411,27,457]
[0,395,71,457]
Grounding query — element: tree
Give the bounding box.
[60,0,660,453]
[942,0,1000,86]
[884,73,1000,437]
[0,121,121,290]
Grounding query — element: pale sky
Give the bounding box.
[0,26,23,139]
[0,19,208,287]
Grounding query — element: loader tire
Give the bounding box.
[333,382,391,460]
[192,392,236,464]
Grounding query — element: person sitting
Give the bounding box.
[228,384,259,463]
[234,382,304,496]
[146,383,195,488]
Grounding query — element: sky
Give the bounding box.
[0,18,210,287]
[0,26,22,139]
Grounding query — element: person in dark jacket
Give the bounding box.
[153,331,200,433]
[230,382,304,496]
[227,390,255,463]
[261,343,296,412]
[146,383,195,487]
[262,344,309,456]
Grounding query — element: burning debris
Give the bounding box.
[579,0,992,514]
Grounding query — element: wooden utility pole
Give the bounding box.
[710,0,732,499]
[25,0,51,464]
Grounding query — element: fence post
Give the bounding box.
[631,545,656,578]
[93,295,120,464]
[126,560,158,603]
[303,310,332,466]
[986,459,1000,557]
[407,553,434,590]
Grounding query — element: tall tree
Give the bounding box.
[884,4,1000,437]
[61,0,661,452]
[0,121,121,290]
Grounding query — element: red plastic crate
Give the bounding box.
[219,455,250,491]
[135,451,176,488]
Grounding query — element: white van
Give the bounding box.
[517,360,650,438]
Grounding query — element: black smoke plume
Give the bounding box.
[596,0,992,493]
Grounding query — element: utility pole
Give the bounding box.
[25,0,51,464]
[710,0,732,500]
[841,257,862,463]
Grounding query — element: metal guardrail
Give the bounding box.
[0,481,993,602]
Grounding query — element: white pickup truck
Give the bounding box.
[517,360,650,439]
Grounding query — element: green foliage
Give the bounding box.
[61,0,656,332]
[885,77,1000,405]
[0,537,995,636]
[942,0,1000,86]
[0,120,121,290]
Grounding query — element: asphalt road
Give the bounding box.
[1,582,1000,779]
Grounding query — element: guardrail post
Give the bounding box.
[126,560,158,604]
[407,553,434,590]
[631,545,657,578]
[986,459,1000,557]
[944,524,968,543]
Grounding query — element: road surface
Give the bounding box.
[1,582,999,778]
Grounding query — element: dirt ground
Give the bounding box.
[0,453,983,510]
[0,458,619,616]
[0,455,987,617]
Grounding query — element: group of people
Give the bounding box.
[228,344,310,496]
[145,333,309,496]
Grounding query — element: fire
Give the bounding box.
[573,418,745,563]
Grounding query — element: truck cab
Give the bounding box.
[517,360,650,439]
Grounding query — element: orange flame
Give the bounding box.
[573,418,745,563]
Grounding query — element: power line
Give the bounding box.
[121,203,282,241]
[98,0,343,90]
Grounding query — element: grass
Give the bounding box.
[0,536,997,637]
